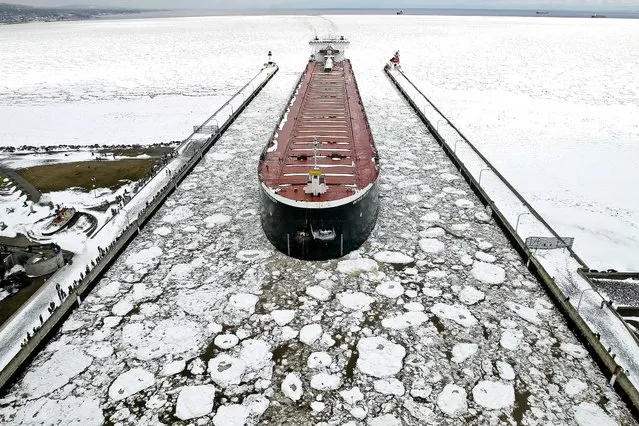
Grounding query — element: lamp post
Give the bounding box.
[478,168,490,185]
[515,212,530,233]
[436,119,446,132]
[454,139,463,154]
[577,287,596,312]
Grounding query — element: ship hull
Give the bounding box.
[260,181,379,260]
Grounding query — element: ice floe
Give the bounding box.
[574,402,617,426]
[451,342,478,363]
[373,251,414,264]
[437,383,468,417]
[336,258,378,275]
[338,291,374,311]
[431,303,478,327]
[175,385,216,420]
[356,337,405,378]
[471,261,506,284]
[281,373,303,401]
[108,368,155,401]
[419,238,445,253]
[472,380,515,410]
[375,281,404,298]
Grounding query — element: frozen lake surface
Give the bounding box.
[0,20,637,423]
[0,14,637,271]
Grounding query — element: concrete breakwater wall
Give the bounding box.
[0,64,279,392]
[384,65,639,413]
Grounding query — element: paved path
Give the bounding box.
[0,165,41,203]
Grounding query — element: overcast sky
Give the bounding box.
[14,0,639,11]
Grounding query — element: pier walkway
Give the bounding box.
[0,63,278,391]
[386,65,639,410]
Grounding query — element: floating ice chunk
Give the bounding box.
[214,334,239,349]
[281,373,303,401]
[560,343,588,359]
[340,386,364,404]
[423,286,443,298]
[475,251,496,263]
[426,269,447,279]
[382,311,428,330]
[97,281,121,298]
[338,291,374,311]
[357,337,406,378]
[239,339,272,371]
[440,172,459,181]
[500,328,523,351]
[564,378,587,396]
[437,384,468,417]
[350,406,368,419]
[471,262,505,284]
[161,205,193,223]
[307,351,333,369]
[213,404,248,426]
[404,302,425,311]
[574,402,617,426]
[166,263,193,280]
[403,399,435,421]
[373,378,405,395]
[405,194,422,203]
[451,343,478,363]
[310,401,325,412]
[375,281,404,298]
[419,238,445,253]
[111,300,133,316]
[373,251,414,264]
[311,373,342,390]
[460,254,474,266]
[153,226,172,236]
[420,227,445,238]
[478,241,493,251]
[280,326,298,341]
[300,323,323,345]
[431,303,478,328]
[455,199,474,209]
[62,319,84,332]
[368,414,401,426]
[125,246,162,269]
[472,381,515,410]
[226,293,259,314]
[175,385,216,420]
[208,355,246,387]
[337,258,378,275]
[108,368,155,401]
[505,302,540,325]
[22,345,93,398]
[13,396,103,426]
[474,212,491,223]
[306,285,331,301]
[133,319,201,361]
[204,213,231,228]
[236,250,270,261]
[86,342,113,359]
[271,309,295,326]
[497,361,515,380]
[458,286,485,305]
[161,359,186,376]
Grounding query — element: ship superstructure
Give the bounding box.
[258,36,380,260]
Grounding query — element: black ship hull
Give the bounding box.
[259,181,380,260]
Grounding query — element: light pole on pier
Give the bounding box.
[515,212,530,234]
[478,168,490,185]
[436,119,446,133]
[577,287,596,312]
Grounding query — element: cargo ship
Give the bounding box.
[258,36,380,260]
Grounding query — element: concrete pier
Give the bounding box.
[0,63,279,391]
[385,64,639,411]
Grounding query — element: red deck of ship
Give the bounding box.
[259,60,378,202]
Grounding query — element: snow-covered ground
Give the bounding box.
[0,15,636,272]
[0,46,635,425]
